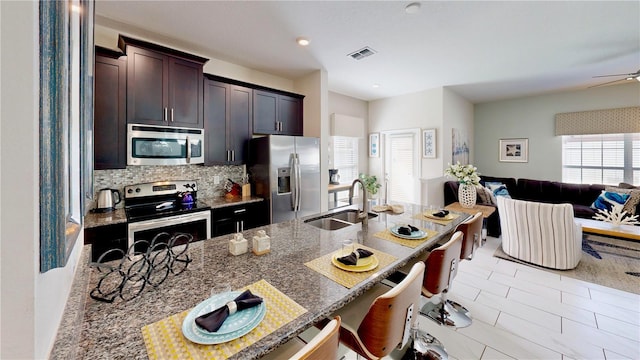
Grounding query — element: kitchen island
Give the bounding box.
[51,203,468,359]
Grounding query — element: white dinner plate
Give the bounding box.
[390,226,427,240]
[182,291,266,344]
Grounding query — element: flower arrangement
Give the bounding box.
[444,162,480,185]
[359,173,381,195]
[593,205,640,227]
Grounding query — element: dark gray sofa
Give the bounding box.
[444,176,613,237]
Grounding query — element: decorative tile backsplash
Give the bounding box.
[89,165,245,211]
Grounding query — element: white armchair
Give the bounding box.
[496,197,582,270]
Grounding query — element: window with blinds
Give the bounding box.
[332,136,359,184]
[562,133,640,185]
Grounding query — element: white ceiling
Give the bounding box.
[95,1,640,103]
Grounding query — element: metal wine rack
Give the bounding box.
[90,233,193,303]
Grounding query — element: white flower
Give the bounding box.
[444,162,480,185]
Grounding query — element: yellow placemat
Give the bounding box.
[412,212,460,226]
[373,228,439,248]
[304,245,397,289]
[141,279,307,360]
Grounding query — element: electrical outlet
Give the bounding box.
[214,176,220,185]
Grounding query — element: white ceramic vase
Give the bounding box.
[458,183,477,208]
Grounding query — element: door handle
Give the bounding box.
[186,136,191,163]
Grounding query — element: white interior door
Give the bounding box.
[383,130,420,204]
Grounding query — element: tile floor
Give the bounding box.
[298,236,640,360]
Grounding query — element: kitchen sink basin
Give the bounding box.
[304,209,378,230]
[330,209,377,223]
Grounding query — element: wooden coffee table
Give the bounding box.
[574,218,640,241]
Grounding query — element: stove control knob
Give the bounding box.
[127,189,133,194]
[135,188,141,193]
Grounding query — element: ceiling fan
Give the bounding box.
[590,68,640,88]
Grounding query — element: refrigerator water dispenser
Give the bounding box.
[277,167,291,194]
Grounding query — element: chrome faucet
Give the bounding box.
[349,178,368,227]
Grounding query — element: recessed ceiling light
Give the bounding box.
[405,2,421,14]
[296,37,310,46]
[372,84,380,88]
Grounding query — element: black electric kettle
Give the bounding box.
[95,188,121,212]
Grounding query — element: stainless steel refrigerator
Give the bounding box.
[248,135,321,224]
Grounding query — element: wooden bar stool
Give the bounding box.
[333,262,447,359]
[419,231,472,328]
[261,316,341,360]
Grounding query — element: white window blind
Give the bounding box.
[562,133,640,185]
[332,136,359,184]
[388,133,416,203]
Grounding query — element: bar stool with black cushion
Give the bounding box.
[420,231,471,328]
[260,316,341,360]
[332,262,448,360]
[456,212,483,261]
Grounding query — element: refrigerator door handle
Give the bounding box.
[290,154,297,211]
[295,155,302,211]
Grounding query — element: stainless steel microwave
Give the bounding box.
[127,124,204,166]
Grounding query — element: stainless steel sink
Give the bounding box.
[304,209,378,230]
[330,209,377,223]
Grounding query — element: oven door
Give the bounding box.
[127,211,211,253]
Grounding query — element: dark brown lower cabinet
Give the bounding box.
[210,201,268,237]
[85,222,128,262]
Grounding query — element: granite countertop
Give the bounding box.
[84,196,264,229]
[52,203,469,359]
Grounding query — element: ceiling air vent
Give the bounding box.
[348,47,377,60]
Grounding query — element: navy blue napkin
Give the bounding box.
[195,289,263,332]
[337,248,373,266]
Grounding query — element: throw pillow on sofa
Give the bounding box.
[618,182,640,189]
[475,185,494,204]
[605,186,640,215]
[590,190,630,212]
[485,182,512,200]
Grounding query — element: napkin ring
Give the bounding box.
[226,301,238,315]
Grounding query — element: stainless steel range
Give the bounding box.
[125,180,211,252]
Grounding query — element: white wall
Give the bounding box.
[328,92,368,177]
[294,70,330,212]
[94,23,295,93]
[1,2,85,358]
[475,82,640,181]
[368,87,444,182]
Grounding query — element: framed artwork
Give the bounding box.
[452,128,469,164]
[369,133,380,157]
[499,138,529,162]
[422,129,436,158]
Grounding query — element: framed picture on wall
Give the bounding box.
[499,138,528,162]
[369,133,380,157]
[422,129,436,158]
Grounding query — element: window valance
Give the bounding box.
[555,106,640,136]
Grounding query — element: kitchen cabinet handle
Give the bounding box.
[233,208,246,214]
[170,108,174,122]
[279,121,283,132]
[231,150,235,162]
[163,107,168,122]
[275,122,279,131]
[226,150,230,162]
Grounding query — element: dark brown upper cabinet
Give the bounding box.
[94,46,127,170]
[253,89,304,136]
[204,76,253,165]
[118,35,208,129]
